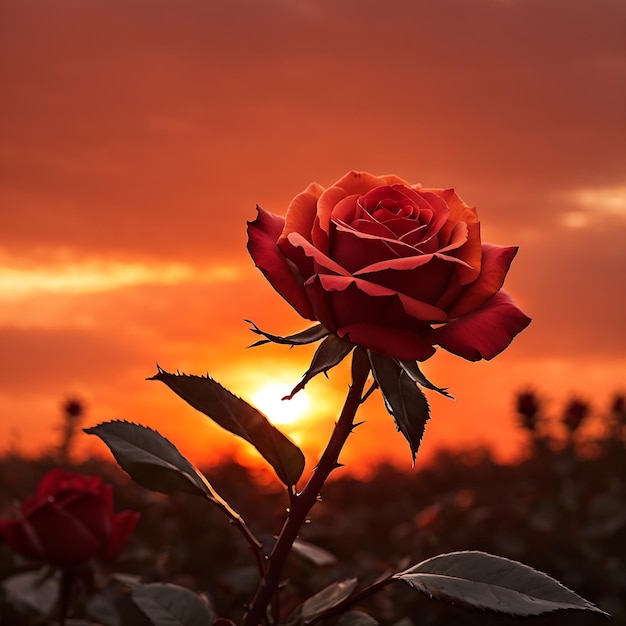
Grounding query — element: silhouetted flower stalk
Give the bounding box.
[562,397,590,450]
[58,397,85,464]
[243,348,370,626]
[515,389,550,453]
[57,569,74,626]
[609,392,626,442]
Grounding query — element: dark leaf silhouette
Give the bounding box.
[285,335,354,399]
[396,359,453,399]
[368,351,430,463]
[247,321,329,347]
[150,367,305,486]
[130,583,214,626]
[84,421,236,515]
[337,610,379,626]
[292,538,337,566]
[289,578,358,625]
[395,550,609,616]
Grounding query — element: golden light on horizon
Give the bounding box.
[251,383,310,426]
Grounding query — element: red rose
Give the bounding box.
[248,171,530,361]
[0,469,139,567]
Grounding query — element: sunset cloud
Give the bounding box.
[1,0,624,468]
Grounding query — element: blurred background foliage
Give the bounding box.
[0,389,624,625]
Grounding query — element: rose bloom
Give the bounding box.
[248,171,530,361]
[0,469,139,567]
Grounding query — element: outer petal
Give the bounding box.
[338,323,436,361]
[27,499,103,564]
[101,510,140,560]
[277,183,323,247]
[286,232,349,276]
[332,170,392,195]
[380,173,414,186]
[426,188,482,283]
[313,186,351,249]
[332,223,417,272]
[0,518,44,560]
[357,255,458,306]
[247,207,315,320]
[63,492,112,546]
[446,244,519,318]
[34,469,85,500]
[317,273,447,323]
[429,291,531,361]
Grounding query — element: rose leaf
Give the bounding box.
[288,578,358,625]
[292,538,337,566]
[84,421,232,507]
[394,551,610,616]
[337,611,379,626]
[149,367,305,486]
[130,582,214,626]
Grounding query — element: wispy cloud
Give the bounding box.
[0,261,241,301]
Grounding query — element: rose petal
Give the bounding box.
[334,192,365,222]
[63,491,112,545]
[333,223,418,272]
[348,218,398,239]
[380,173,414,186]
[247,207,315,320]
[303,275,338,331]
[357,256,458,305]
[101,510,140,561]
[34,469,74,500]
[356,251,472,276]
[332,170,393,195]
[316,274,447,323]
[454,220,482,284]
[414,190,451,235]
[436,221,469,254]
[360,185,422,213]
[27,499,103,564]
[426,188,482,283]
[277,183,322,247]
[313,186,350,248]
[338,323,436,361]
[0,518,45,561]
[447,244,519,318]
[429,291,531,361]
[286,232,350,276]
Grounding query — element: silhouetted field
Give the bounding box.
[1,392,625,625]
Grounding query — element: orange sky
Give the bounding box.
[1,0,625,476]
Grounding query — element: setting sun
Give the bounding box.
[251,383,310,426]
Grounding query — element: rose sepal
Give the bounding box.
[395,360,453,399]
[246,321,329,348]
[368,351,431,463]
[284,335,355,400]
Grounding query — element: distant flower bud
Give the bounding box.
[516,390,540,431]
[563,398,590,433]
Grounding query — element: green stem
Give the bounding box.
[208,494,266,578]
[243,348,371,626]
[57,568,73,626]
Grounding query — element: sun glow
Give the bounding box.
[251,383,310,426]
